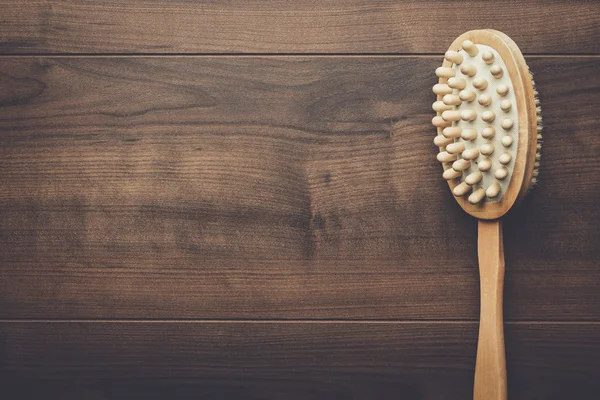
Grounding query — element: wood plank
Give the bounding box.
[0,57,599,320]
[1,1,599,54]
[0,321,598,399]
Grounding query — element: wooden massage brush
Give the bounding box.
[431,30,542,399]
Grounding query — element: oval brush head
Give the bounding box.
[432,29,542,219]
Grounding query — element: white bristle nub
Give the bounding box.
[436,67,456,78]
[494,167,508,180]
[438,151,458,163]
[486,182,501,198]
[478,94,492,106]
[496,85,509,96]
[432,116,452,128]
[498,152,512,165]
[480,143,495,156]
[482,51,495,64]
[468,188,486,204]
[500,99,512,111]
[434,135,453,147]
[442,110,461,122]
[460,64,477,77]
[501,135,513,147]
[453,182,471,197]
[462,148,480,160]
[448,77,467,90]
[481,111,496,122]
[465,171,483,185]
[443,94,462,106]
[443,168,462,180]
[490,65,504,78]
[443,126,462,139]
[446,142,466,154]
[459,90,476,102]
[433,84,453,95]
[481,126,496,139]
[501,118,514,130]
[433,101,453,112]
[452,158,471,171]
[473,77,488,90]
[461,128,478,141]
[461,110,477,121]
[445,50,464,65]
[478,158,492,172]
[462,40,478,57]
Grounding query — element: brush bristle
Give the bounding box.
[530,71,542,191]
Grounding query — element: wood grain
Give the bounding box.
[2,1,599,396]
[0,1,599,54]
[0,321,599,399]
[0,57,599,320]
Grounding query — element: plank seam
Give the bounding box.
[0,319,599,324]
[1,53,600,58]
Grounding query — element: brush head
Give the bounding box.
[432,30,542,220]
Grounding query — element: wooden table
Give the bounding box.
[1,1,599,398]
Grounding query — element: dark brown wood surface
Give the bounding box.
[1,2,600,399]
[1,322,600,399]
[1,0,599,54]
[1,57,599,321]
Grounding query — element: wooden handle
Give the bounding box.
[474,219,507,400]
